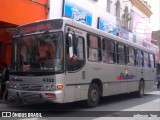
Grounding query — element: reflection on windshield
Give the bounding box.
[11,32,64,73]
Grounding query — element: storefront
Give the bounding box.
[0,0,48,67]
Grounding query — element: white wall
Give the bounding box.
[48,0,121,28]
[95,0,132,18]
[48,0,64,19]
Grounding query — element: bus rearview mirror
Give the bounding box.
[66,33,73,47]
[66,33,74,58]
[69,46,73,58]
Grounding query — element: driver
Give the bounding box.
[38,41,55,68]
[38,41,49,68]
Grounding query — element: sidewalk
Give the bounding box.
[0,101,8,108]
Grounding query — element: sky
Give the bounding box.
[146,0,160,31]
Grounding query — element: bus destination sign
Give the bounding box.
[14,19,63,36]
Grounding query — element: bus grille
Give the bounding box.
[20,92,42,103]
[20,84,42,91]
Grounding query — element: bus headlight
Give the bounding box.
[13,84,17,89]
[51,85,55,90]
[46,86,50,90]
[9,84,13,88]
[9,84,18,89]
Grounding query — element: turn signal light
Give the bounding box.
[57,85,63,90]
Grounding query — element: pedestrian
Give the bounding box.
[0,63,9,103]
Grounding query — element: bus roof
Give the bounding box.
[62,18,155,54]
[14,17,155,54]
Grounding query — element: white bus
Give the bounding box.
[8,18,156,107]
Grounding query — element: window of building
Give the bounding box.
[116,0,120,18]
[122,6,129,29]
[107,0,111,13]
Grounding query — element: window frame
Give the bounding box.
[116,42,126,65]
[149,54,155,68]
[66,35,86,72]
[143,51,149,68]
[136,49,143,67]
[102,38,116,64]
[127,46,136,66]
[87,34,102,62]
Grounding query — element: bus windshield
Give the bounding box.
[11,32,64,74]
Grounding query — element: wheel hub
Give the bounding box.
[90,90,98,101]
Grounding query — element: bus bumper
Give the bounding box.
[7,89,64,104]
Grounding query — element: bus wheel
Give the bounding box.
[86,83,100,108]
[136,81,144,98]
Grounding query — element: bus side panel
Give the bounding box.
[86,62,117,97]
[63,26,88,103]
[127,81,139,93]
[150,68,157,87]
[64,85,75,103]
[143,68,151,89]
[116,65,127,94]
[127,66,139,92]
[101,64,117,96]
[80,84,89,100]
[136,67,144,81]
[64,70,87,103]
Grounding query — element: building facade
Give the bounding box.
[0,0,48,66]
[152,30,160,71]
[152,30,160,47]
[0,0,159,67]
[48,0,158,61]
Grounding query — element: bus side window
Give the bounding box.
[116,43,125,65]
[125,46,128,64]
[102,39,115,64]
[108,40,116,63]
[128,46,135,66]
[144,52,149,67]
[87,34,101,62]
[149,54,155,68]
[66,36,85,71]
[136,49,143,67]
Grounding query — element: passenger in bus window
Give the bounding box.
[102,41,114,64]
[73,47,78,62]
[102,51,109,63]
[109,53,115,63]
[67,47,78,64]
[44,42,56,68]
[38,41,49,68]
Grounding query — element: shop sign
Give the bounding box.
[63,0,92,26]
[98,17,117,35]
[119,28,129,40]
[14,19,63,36]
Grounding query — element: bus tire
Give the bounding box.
[135,80,144,98]
[86,83,100,108]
